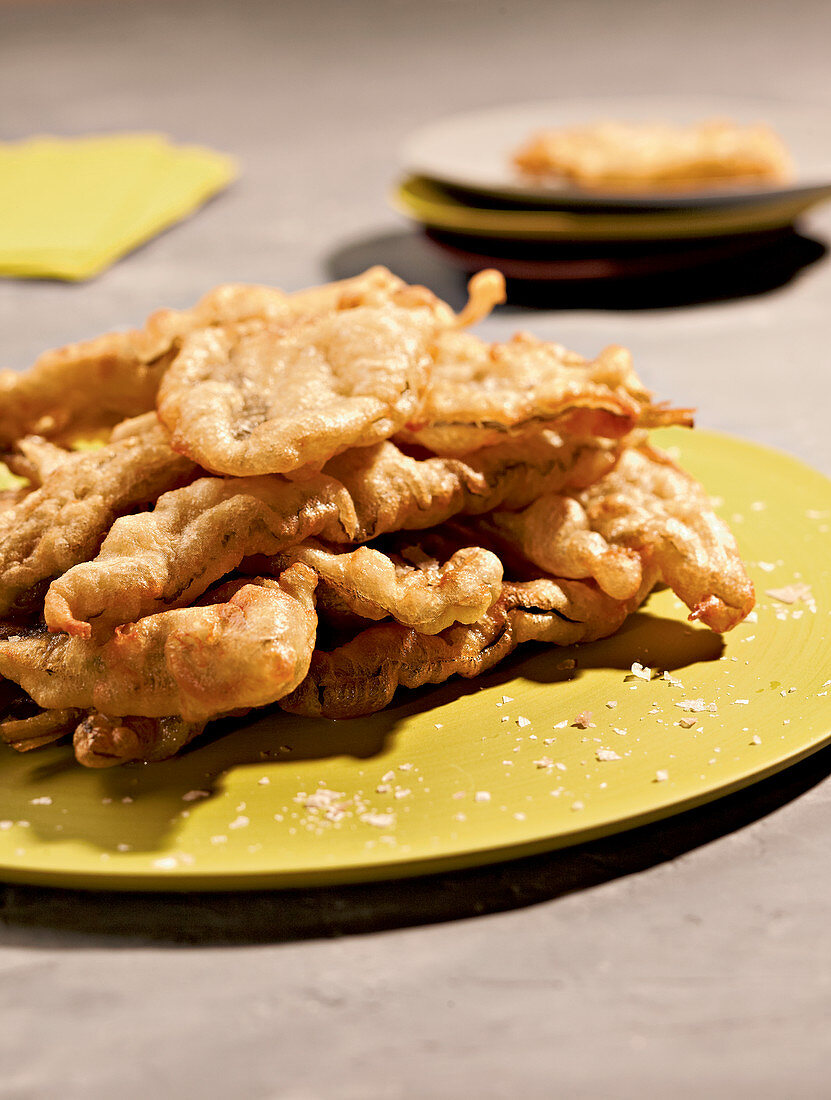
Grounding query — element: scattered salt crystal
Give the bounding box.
[630,662,652,680]
[0,821,13,830]
[376,784,392,794]
[606,700,618,709]
[501,696,514,704]
[361,812,396,829]
[474,790,491,803]
[757,561,776,572]
[533,756,554,769]
[573,711,594,729]
[393,788,411,799]
[516,715,531,728]
[677,718,696,729]
[513,812,526,821]
[434,723,443,729]
[612,727,628,736]
[398,762,413,771]
[451,791,466,800]
[675,699,717,713]
[257,777,270,786]
[654,769,669,783]
[733,699,749,705]
[153,857,178,870]
[751,734,762,745]
[210,835,228,845]
[661,672,682,687]
[381,770,395,783]
[303,788,345,811]
[553,719,568,729]
[29,797,52,806]
[120,797,133,804]
[181,787,209,805]
[229,815,249,830]
[116,843,131,852]
[766,582,813,605]
[595,748,621,762]
[571,801,585,811]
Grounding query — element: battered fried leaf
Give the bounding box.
[156,307,436,475]
[73,712,206,768]
[280,569,658,719]
[488,445,754,631]
[399,332,693,455]
[155,269,505,477]
[44,472,359,637]
[4,436,70,486]
[0,330,170,450]
[261,538,503,634]
[0,708,83,752]
[0,418,195,618]
[1,568,318,722]
[45,432,621,635]
[0,267,414,449]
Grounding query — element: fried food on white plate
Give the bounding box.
[280,568,659,719]
[44,431,622,636]
[1,569,318,722]
[399,332,692,455]
[513,119,794,191]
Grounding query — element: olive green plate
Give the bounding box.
[1,429,829,891]
[392,175,831,241]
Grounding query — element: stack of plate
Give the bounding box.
[392,97,831,283]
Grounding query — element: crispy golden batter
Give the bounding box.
[0,417,194,619]
[44,472,358,637]
[1,569,318,722]
[513,119,794,191]
[4,436,70,485]
[488,444,754,631]
[262,539,503,634]
[399,332,692,455]
[44,432,622,635]
[578,444,754,631]
[281,569,658,719]
[0,267,756,767]
[156,271,505,476]
[157,307,435,475]
[0,267,419,450]
[73,712,206,768]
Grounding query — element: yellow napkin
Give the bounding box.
[0,133,238,281]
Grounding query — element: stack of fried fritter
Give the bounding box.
[0,268,754,767]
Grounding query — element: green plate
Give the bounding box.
[392,175,830,241]
[1,429,829,890]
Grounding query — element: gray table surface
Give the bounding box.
[2,1,831,1096]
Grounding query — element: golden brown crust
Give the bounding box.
[1,568,319,722]
[513,119,794,191]
[280,569,658,719]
